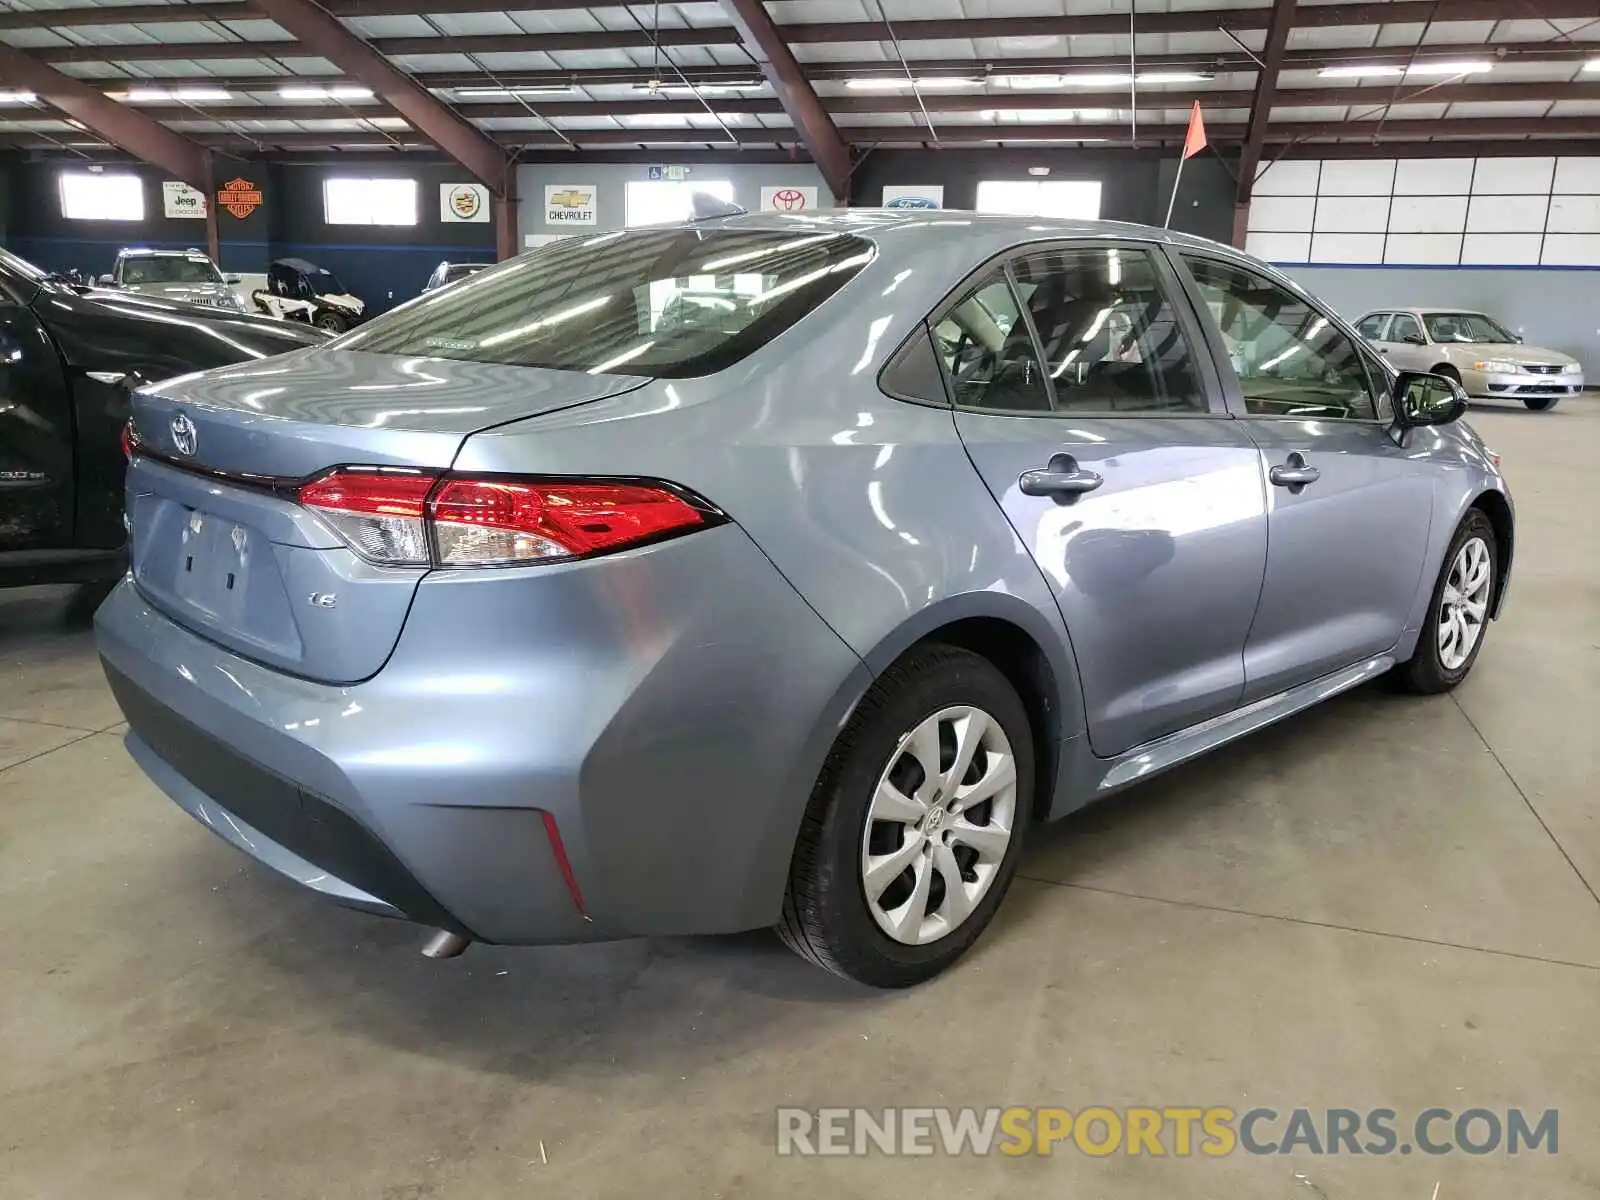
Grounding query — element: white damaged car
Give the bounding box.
[1356,308,1583,411]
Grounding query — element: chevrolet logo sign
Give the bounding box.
[549,189,591,207]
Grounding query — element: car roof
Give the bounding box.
[273,257,324,272]
[118,248,210,258]
[1359,306,1490,316]
[682,208,1250,259]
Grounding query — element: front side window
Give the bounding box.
[1390,313,1425,345]
[931,272,1049,412]
[1011,247,1206,414]
[343,228,872,377]
[1183,256,1380,421]
[1423,312,1515,343]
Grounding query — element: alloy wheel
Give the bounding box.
[1439,536,1492,670]
[860,705,1018,946]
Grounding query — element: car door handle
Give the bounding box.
[1019,454,1103,502]
[1269,452,1320,492]
[1377,347,1390,355]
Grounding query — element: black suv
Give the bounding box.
[0,247,326,588]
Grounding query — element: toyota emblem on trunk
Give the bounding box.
[170,413,198,456]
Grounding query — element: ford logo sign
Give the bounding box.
[170,413,198,456]
[884,196,938,209]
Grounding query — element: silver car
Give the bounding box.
[104,247,248,312]
[95,214,1513,987]
[1355,307,1583,411]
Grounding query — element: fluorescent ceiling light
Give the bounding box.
[983,108,1110,121]
[1058,71,1211,86]
[639,81,761,94]
[1406,61,1493,76]
[278,84,374,100]
[1581,59,1600,72]
[0,90,37,103]
[1000,75,1066,89]
[1317,64,1404,78]
[845,76,981,90]
[455,85,572,97]
[125,87,230,102]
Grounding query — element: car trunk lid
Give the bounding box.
[126,348,650,683]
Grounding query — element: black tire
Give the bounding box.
[777,644,1035,987]
[1392,508,1498,694]
[1523,396,1560,411]
[314,312,348,333]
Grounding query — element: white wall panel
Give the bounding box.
[1541,234,1600,266]
[1461,233,1543,265]
[1309,232,1385,263]
[1553,157,1600,194]
[1469,156,1556,195]
[1246,231,1312,263]
[1384,234,1461,265]
[1313,194,1390,232]
[1253,159,1320,195]
[1465,194,1549,233]
[1247,194,1316,232]
[1316,159,1396,196]
[1546,194,1600,234]
[1392,158,1474,195]
[1387,194,1467,233]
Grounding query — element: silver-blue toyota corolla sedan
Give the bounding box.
[97,212,1512,987]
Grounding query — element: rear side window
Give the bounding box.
[932,272,1050,412]
[1011,247,1206,414]
[343,229,873,377]
[1355,313,1389,339]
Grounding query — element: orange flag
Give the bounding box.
[1182,101,1208,160]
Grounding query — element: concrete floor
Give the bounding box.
[2,400,1597,1200]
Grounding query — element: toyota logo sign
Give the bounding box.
[170,413,198,456]
[771,188,807,212]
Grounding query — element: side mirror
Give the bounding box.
[225,274,243,285]
[1394,370,1468,428]
[1403,333,1426,346]
[97,274,116,286]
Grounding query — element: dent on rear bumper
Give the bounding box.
[95,522,869,944]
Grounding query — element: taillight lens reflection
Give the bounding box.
[297,468,711,568]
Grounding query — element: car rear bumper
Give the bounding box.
[95,522,869,945]
[1463,368,1584,398]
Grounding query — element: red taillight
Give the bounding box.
[297,468,713,568]
[298,468,437,566]
[120,421,135,460]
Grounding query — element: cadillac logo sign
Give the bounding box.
[217,177,263,219]
[170,413,198,456]
[447,184,482,219]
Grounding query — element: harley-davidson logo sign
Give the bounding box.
[217,177,263,219]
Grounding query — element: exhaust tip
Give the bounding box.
[421,929,471,959]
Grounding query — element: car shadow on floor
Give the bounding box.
[125,680,1422,1084]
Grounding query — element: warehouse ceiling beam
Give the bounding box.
[716,0,852,202]
[243,0,516,254]
[95,41,1600,97]
[0,0,634,28]
[32,0,1600,64]
[1235,0,1297,246]
[0,43,220,257]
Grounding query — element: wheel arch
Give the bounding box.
[858,594,1085,824]
[1470,488,1514,618]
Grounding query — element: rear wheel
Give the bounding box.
[1523,396,1560,411]
[314,311,348,333]
[1393,509,1497,694]
[777,645,1034,987]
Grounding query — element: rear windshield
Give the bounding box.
[340,228,873,377]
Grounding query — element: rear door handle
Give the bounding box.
[1268,451,1320,492]
[1377,347,1390,355]
[1019,453,1103,503]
